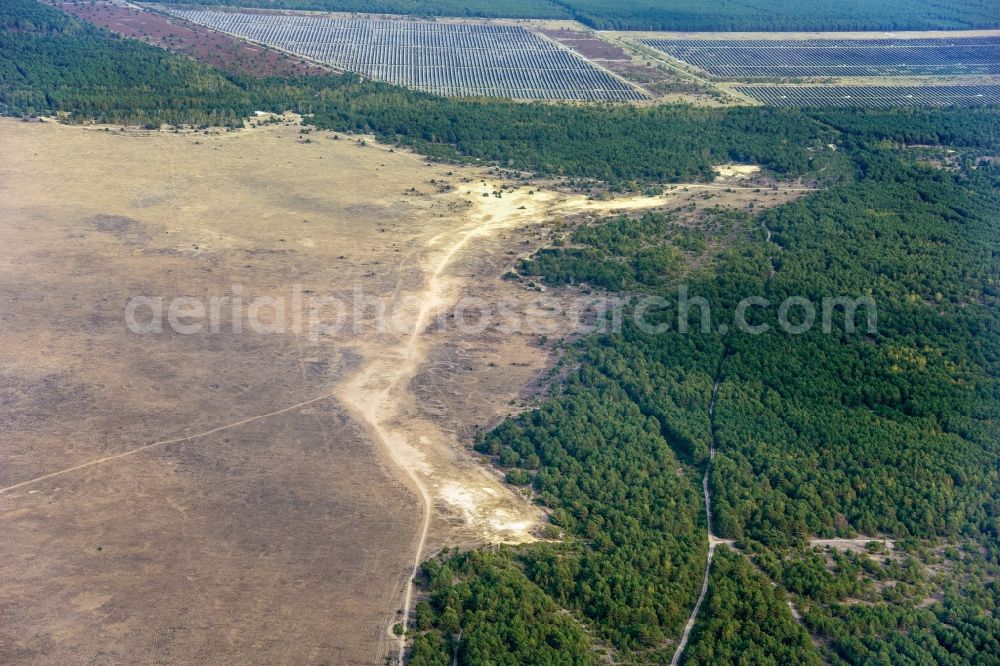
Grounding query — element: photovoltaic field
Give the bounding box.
[735,84,1000,107]
[643,36,1000,78]
[166,10,647,100]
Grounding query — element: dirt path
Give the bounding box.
[0,393,337,496]
[670,375,723,665]
[671,214,781,663]
[336,203,523,663]
[668,217,882,664]
[334,186,680,662]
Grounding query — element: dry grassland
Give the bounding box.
[0,118,807,663]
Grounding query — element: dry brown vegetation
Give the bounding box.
[53,1,329,77]
[0,119,446,664]
[535,26,725,102]
[0,118,812,663]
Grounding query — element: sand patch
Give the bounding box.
[713,163,761,180]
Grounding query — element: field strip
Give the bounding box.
[0,393,337,496]
[530,28,653,98]
[602,34,755,103]
[619,29,1000,41]
[736,83,1000,107]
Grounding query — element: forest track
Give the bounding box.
[670,219,851,664]
[670,375,723,665]
[670,212,780,660]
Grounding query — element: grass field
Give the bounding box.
[0,115,817,662]
[0,117,546,664]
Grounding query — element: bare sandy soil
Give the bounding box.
[0,117,809,664]
[0,119,458,664]
[713,164,761,180]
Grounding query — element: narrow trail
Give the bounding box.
[762,218,777,279]
[670,374,723,666]
[388,222,491,662]
[336,197,547,665]
[672,216,781,663]
[0,393,336,497]
[337,227,474,665]
[672,219,835,664]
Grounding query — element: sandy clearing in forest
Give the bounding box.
[811,537,895,553]
[0,116,813,664]
[341,185,699,532]
[334,184,693,660]
[714,164,761,180]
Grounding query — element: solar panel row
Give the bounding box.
[735,85,1000,107]
[168,10,647,100]
[644,37,1000,78]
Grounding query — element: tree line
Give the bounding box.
[168,0,999,32]
[4,2,999,661]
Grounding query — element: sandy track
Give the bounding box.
[0,119,808,663]
[335,187,680,661]
[669,215,888,664]
[671,375,722,665]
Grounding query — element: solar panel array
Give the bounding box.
[643,37,1000,78]
[167,10,647,100]
[735,85,1000,107]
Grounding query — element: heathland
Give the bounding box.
[1,1,999,664]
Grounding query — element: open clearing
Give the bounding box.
[0,118,810,663]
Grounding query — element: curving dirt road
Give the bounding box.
[335,186,683,662]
